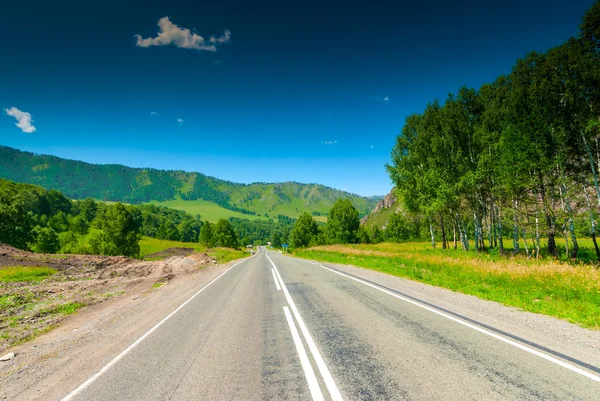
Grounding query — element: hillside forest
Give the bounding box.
[384,2,600,261]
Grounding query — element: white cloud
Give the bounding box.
[4,107,36,133]
[150,111,158,115]
[321,140,337,145]
[383,96,389,102]
[210,30,231,44]
[177,118,184,124]
[135,17,230,51]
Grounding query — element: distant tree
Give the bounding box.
[48,211,69,232]
[177,219,201,242]
[59,231,79,254]
[369,225,384,244]
[271,231,282,248]
[200,221,214,247]
[386,213,410,242]
[290,213,318,248]
[78,198,98,222]
[326,199,360,244]
[32,226,60,253]
[213,219,239,249]
[356,226,371,244]
[94,203,142,257]
[0,203,32,249]
[70,215,89,235]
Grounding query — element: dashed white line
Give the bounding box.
[283,306,325,401]
[60,257,254,401]
[271,268,281,291]
[267,254,344,401]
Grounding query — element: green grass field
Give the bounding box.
[139,236,248,263]
[0,266,57,282]
[145,199,271,222]
[295,241,600,329]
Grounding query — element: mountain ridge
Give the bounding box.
[0,145,381,219]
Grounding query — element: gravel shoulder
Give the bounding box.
[0,253,243,401]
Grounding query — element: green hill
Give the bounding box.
[0,146,379,221]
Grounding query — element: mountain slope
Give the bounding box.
[0,146,379,220]
[360,188,402,228]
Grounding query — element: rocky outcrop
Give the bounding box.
[360,189,397,224]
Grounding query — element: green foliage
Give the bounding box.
[326,199,360,244]
[93,203,142,257]
[212,219,239,249]
[271,231,282,248]
[0,202,32,249]
[0,266,57,282]
[0,146,379,220]
[31,226,60,253]
[290,213,319,248]
[384,3,600,259]
[200,221,214,247]
[386,213,410,242]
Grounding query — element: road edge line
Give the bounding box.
[321,263,600,383]
[60,256,253,401]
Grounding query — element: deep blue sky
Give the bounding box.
[0,0,594,196]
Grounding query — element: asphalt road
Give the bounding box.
[61,248,600,400]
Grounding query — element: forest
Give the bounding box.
[384,2,600,261]
[0,178,294,256]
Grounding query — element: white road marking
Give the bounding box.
[267,254,344,401]
[60,257,254,401]
[271,268,281,290]
[283,306,325,401]
[320,264,600,383]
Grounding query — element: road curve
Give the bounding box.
[60,248,600,400]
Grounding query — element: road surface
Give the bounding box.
[60,248,600,400]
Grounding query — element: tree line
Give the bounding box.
[0,178,254,256]
[383,2,600,261]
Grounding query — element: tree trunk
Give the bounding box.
[582,132,600,207]
[440,215,447,250]
[583,184,600,262]
[429,222,436,249]
[534,196,541,259]
[538,174,557,257]
[559,183,578,259]
[512,199,520,255]
[496,205,504,255]
[453,221,457,250]
[522,226,529,257]
[473,213,478,251]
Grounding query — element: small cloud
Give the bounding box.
[210,30,231,44]
[383,96,389,102]
[4,107,36,133]
[177,118,184,124]
[150,111,158,115]
[321,140,337,145]
[370,145,374,149]
[135,17,230,52]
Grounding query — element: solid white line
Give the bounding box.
[267,254,343,401]
[283,306,325,401]
[60,257,253,401]
[271,268,281,291]
[320,264,600,383]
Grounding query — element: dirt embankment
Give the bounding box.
[0,244,216,352]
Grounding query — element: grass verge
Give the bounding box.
[0,266,57,282]
[295,243,600,329]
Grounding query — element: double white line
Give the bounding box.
[267,253,343,401]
